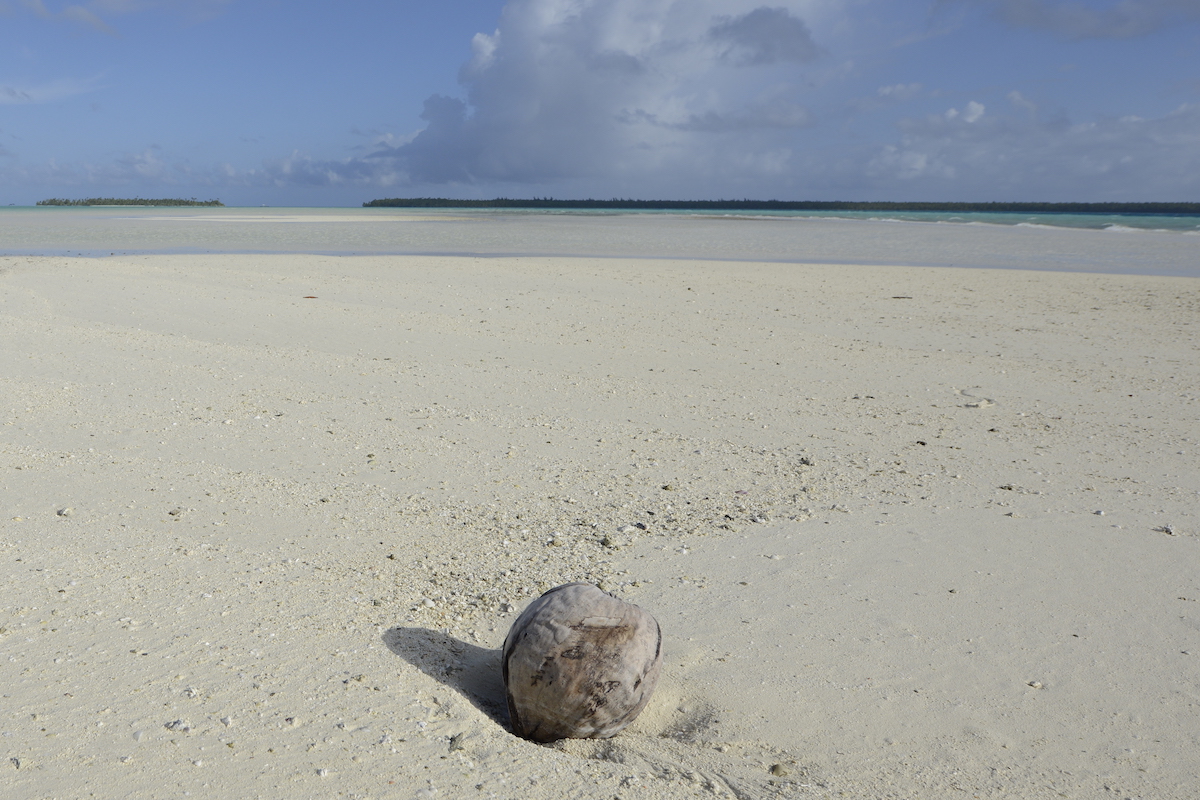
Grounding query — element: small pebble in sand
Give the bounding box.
[502,583,662,742]
[1027,681,1044,689]
[57,507,73,517]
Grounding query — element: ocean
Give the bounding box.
[2,205,1197,277]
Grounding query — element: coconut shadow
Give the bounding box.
[382,626,509,728]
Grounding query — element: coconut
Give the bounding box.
[502,583,662,742]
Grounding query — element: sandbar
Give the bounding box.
[2,249,1197,798]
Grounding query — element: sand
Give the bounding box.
[2,248,1198,799]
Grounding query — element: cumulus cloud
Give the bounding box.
[847,83,924,114]
[708,6,823,65]
[254,150,395,188]
[113,146,171,179]
[966,0,1200,39]
[878,83,922,101]
[363,0,828,191]
[666,100,814,131]
[237,91,1200,201]
[943,101,985,122]
[1,144,177,189]
[1007,89,1037,114]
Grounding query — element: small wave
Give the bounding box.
[1102,224,1146,233]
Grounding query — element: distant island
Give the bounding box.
[363,198,1200,215]
[37,197,224,207]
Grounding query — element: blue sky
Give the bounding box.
[2,0,1198,205]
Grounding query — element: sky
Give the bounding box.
[1,0,1199,205]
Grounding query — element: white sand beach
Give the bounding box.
[2,226,1198,798]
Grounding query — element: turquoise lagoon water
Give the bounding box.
[488,206,1200,233]
[1,205,1197,277]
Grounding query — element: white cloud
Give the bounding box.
[114,146,169,179]
[847,83,923,114]
[943,101,984,123]
[468,30,500,72]
[256,150,393,188]
[365,0,829,190]
[1,144,176,189]
[878,83,922,101]
[868,146,955,180]
[1007,89,1037,114]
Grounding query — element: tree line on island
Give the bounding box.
[363,198,1200,215]
[37,197,224,207]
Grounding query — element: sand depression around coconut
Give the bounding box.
[2,223,1199,799]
